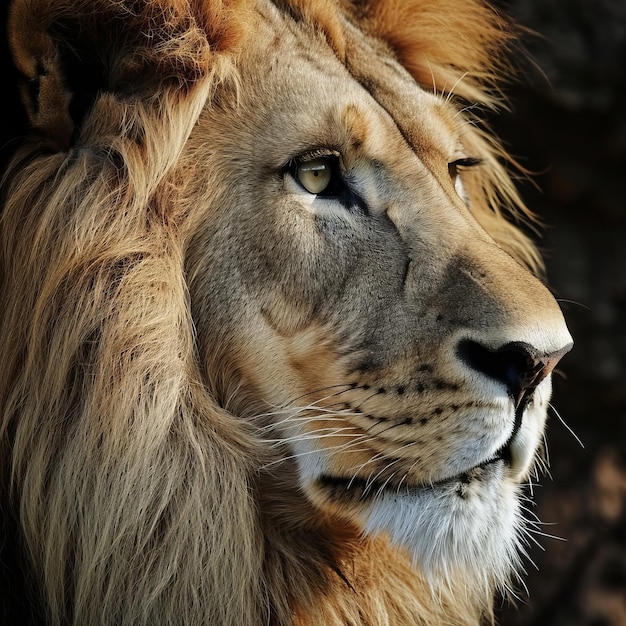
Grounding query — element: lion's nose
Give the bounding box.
[457,339,573,409]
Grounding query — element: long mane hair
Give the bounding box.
[1,1,537,624]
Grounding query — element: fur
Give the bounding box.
[0,1,571,624]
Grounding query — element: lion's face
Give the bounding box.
[2,0,576,621]
[183,1,572,586]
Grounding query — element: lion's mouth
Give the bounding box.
[317,440,513,502]
[315,396,543,502]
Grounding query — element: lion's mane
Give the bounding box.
[1,1,542,624]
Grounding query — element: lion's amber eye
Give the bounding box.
[296,157,334,195]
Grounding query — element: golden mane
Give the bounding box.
[1,1,546,624]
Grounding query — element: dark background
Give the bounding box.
[1,1,625,625]
[491,1,626,625]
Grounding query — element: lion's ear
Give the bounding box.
[8,0,250,152]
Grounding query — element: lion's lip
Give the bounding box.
[317,443,512,501]
[420,441,512,490]
[356,397,534,495]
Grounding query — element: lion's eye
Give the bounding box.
[448,157,482,181]
[294,156,338,195]
[286,151,365,212]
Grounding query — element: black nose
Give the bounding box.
[457,339,571,408]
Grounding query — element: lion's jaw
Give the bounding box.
[289,388,549,590]
[261,361,555,594]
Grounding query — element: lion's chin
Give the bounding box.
[311,461,524,593]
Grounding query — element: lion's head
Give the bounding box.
[0,0,572,624]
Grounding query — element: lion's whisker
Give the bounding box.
[260,436,371,470]
[364,458,403,493]
[548,403,584,449]
[374,466,404,497]
[285,384,355,407]
[541,432,551,468]
[255,405,351,432]
[525,527,566,543]
[554,298,589,310]
[263,426,364,447]
[346,451,388,489]
[255,412,337,431]
[348,439,418,480]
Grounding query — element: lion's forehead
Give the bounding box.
[231,0,462,179]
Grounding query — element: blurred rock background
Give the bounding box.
[1,1,625,625]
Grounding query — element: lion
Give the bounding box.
[0,0,572,624]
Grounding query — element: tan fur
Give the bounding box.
[1,1,571,625]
